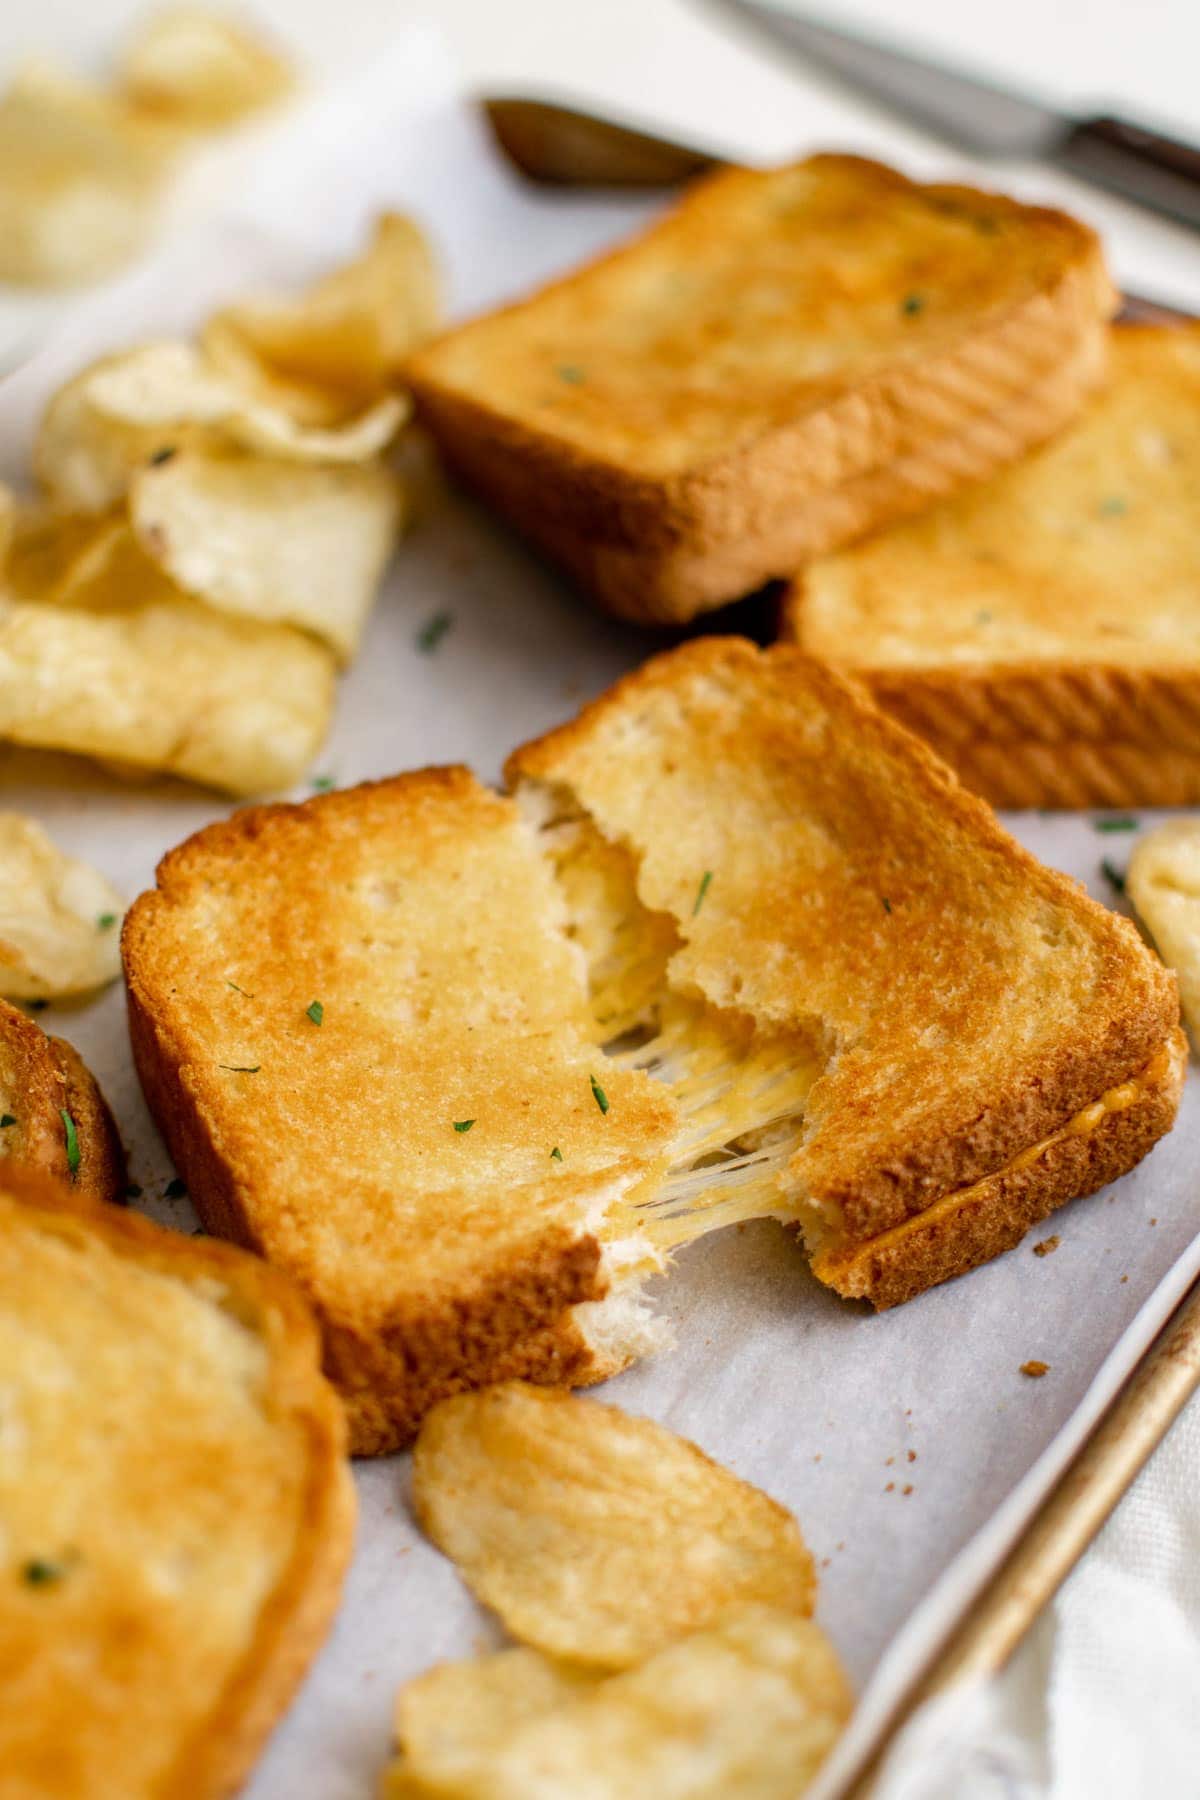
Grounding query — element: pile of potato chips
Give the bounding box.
[0,212,436,793]
[0,8,294,288]
[386,1383,853,1798]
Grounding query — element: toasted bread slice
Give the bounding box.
[407,154,1114,625]
[0,997,124,1203]
[785,323,1200,808]
[0,1165,353,1800]
[124,643,1180,1450]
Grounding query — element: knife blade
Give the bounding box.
[702,1,1200,229]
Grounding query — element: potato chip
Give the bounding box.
[385,1608,852,1800]
[0,813,124,1000]
[412,1383,816,1669]
[0,520,334,793]
[35,342,407,520]
[394,1648,600,1789]
[203,212,439,415]
[129,448,402,660]
[119,5,294,127]
[0,62,171,286]
[1128,820,1200,1044]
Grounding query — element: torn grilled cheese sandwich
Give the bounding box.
[124,642,1182,1452]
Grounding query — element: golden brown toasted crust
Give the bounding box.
[812,1029,1186,1307]
[122,771,676,1456]
[850,676,1200,810]
[0,1164,354,1800]
[409,154,1114,624]
[785,324,1200,807]
[508,639,1180,1239]
[0,998,124,1203]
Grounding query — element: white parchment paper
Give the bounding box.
[1,28,1196,1797]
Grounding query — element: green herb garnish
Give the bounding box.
[219,1064,260,1073]
[550,1146,563,1161]
[148,445,177,466]
[453,1119,475,1133]
[975,609,993,625]
[590,1074,609,1115]
[0,1115,14,1129]
[59,1110,79,1177]
[226,980,253,997]
[26,999,49,1012]
[416,611,453,653]
[22,1558,66,1586]
[164,1177,187,1200]
[1099,496,1128,517]
[1095,816,1139,833]
[96,912,117,930]
[692,869,713,916]
[306,1000,324,1026]
[882,897,892,914]
[901,293,924,316]
[311,773,335,792]
[1101,858,1127,894]
[557,364,586,384]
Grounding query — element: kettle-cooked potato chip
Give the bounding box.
[119,5,294,127]
[385,1608,852,1800]
[412,1383,816,1669]
[35,342,407,515]
[0,813,124,1000]
[129,448,402,661]
[203,212,438,416]
[1128,820,1200,1045]
[0,62,171,286]
[0,520,334,793]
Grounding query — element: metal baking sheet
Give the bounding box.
[1,29,1196,1797]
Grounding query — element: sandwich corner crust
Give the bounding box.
[0,997,125,1205]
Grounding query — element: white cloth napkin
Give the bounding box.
[874,1387,1200,1797]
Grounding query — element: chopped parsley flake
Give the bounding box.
[882,897,892,914]
[219,1064,260,1073]
[311,773,335,792]
[96,912,118,930]
[59,1110,80,1177]
[901,293,924,316]
[416,611,453,653]
[453,1119,475,1133]
[692,870,714,916]
[557,364,586,384]
[975,609,993,625]
[148,445,177,466]
[164,1178,187,1200]
[306,1000,324,1026]
[0,1115,14,1129]
[1101,858,1127,894]
[226,980,253,997]
[1099,496,1128,517]
[550,1146,563,1161]
[590,1074,609,1115]
[1095,816,1139,833]
[22,1558,66,1586]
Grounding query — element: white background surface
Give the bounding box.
[2,3,1199,1797]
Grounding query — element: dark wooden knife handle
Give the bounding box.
[1054,115,1200,229]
